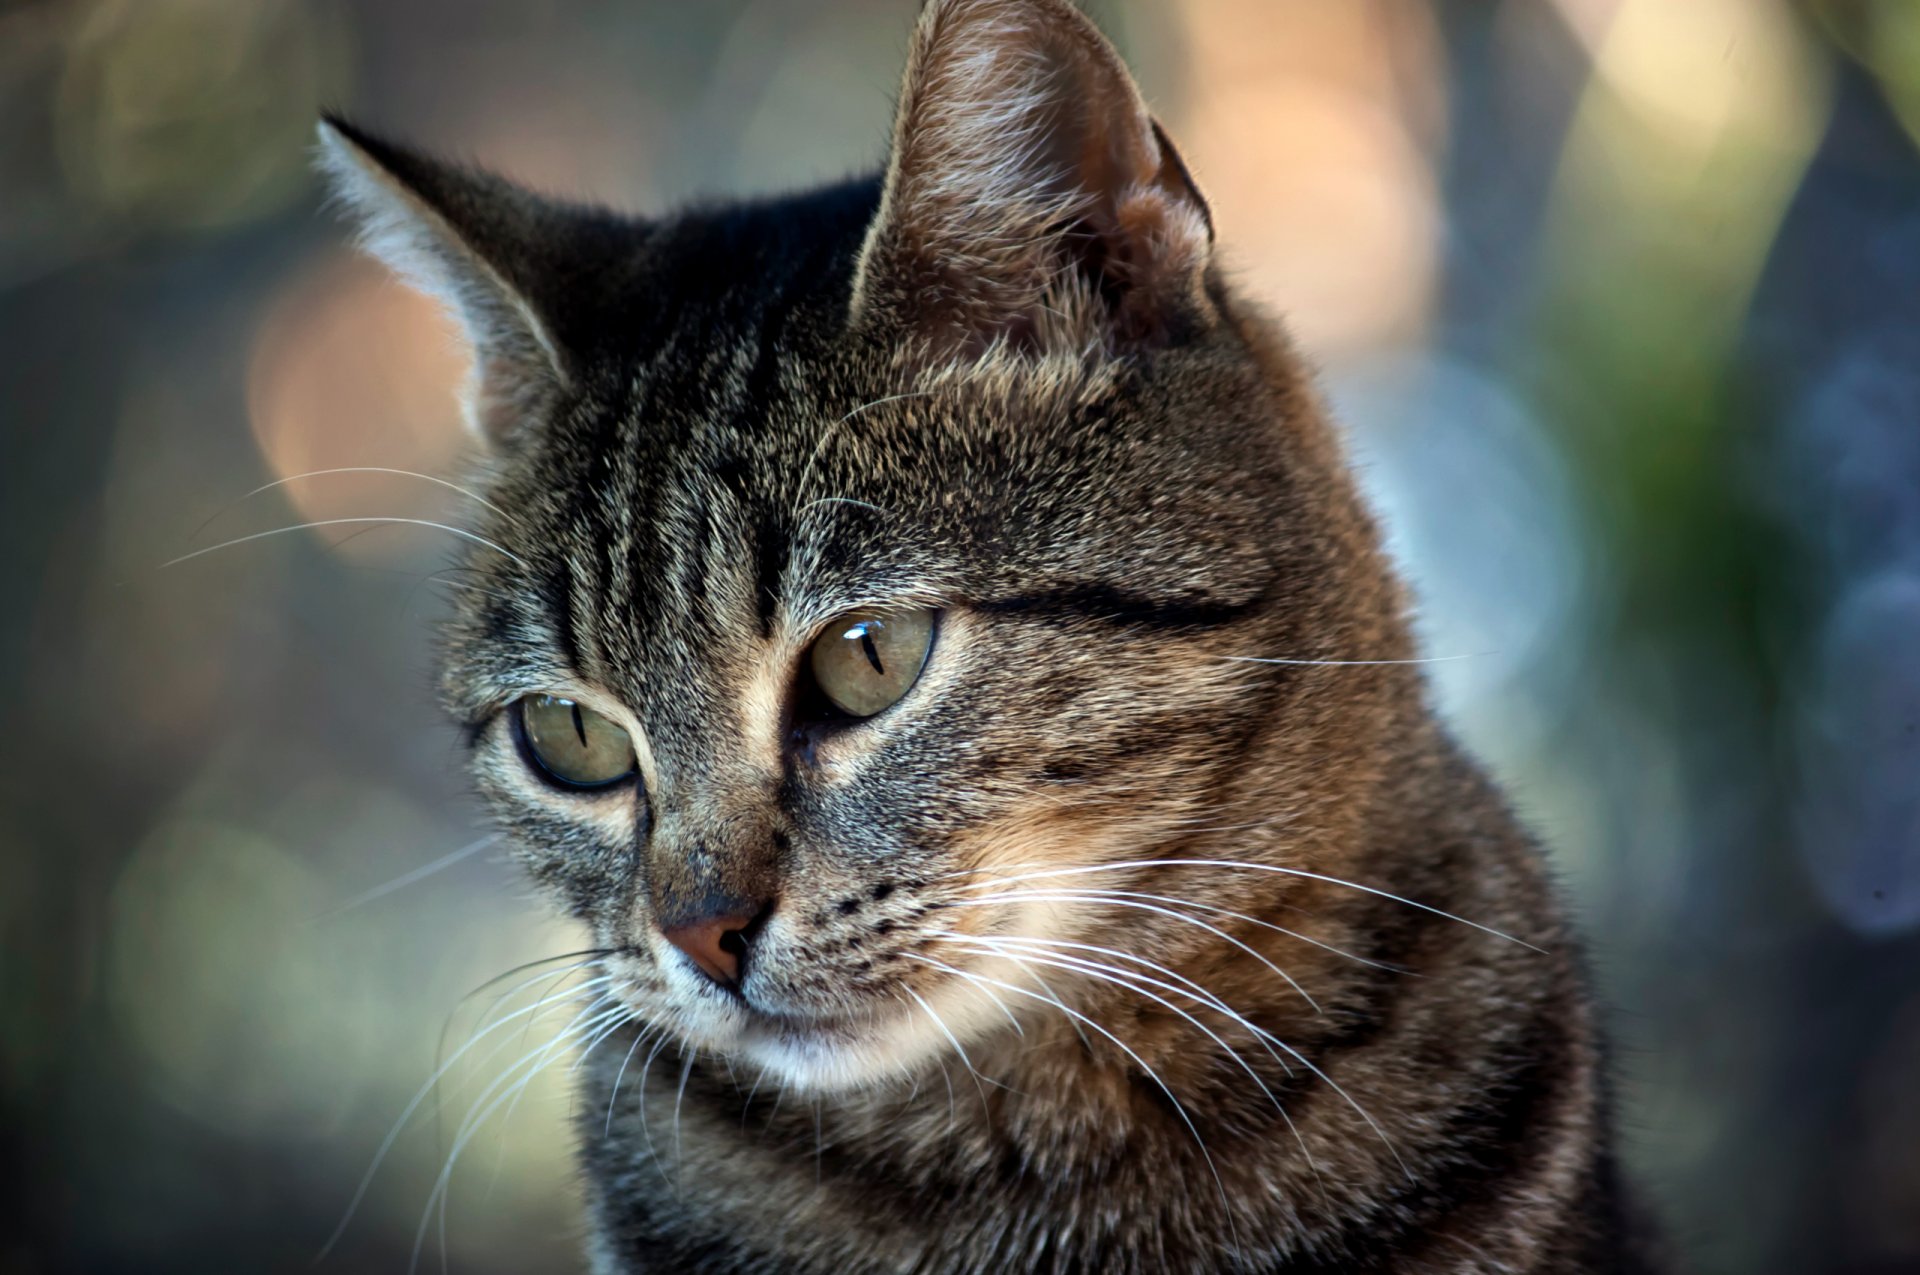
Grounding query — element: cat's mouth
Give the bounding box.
[608,951,878,1046]
[630,976,943,1091]
[685,996,908,1091]
[725,998,864,1036]
[604,941,1014,1091]
[738,1004,867,1044]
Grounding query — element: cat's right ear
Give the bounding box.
[315,116,575,449]
[850,0,1216,365]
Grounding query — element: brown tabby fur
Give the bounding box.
[317,1,1663,1270]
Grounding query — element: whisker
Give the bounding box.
[1047,886,1400,973]
[740,1064,772,1127]
[570,1011,639,1079]
[904,985,997,1117]
[606,1023,660,1138]
[420,998,622,1275]
[317,973,609,1261]
[796,496,892,517]
[949,934,1286,1074]
[447,967,606,1129]
[1219,653,1483,667]
[429,995,627,1243]
[422,575,520,603]
[308,834,501,921]
[904,953,1242,1250]
[635,1033,676,1186]
[1008,961,1093,1053]
[949,934,1401,1183]
[948,967,1025,1038]
[952,859,1542,952]
[944,934,1323,1190]
[433,955,612,1138]
[160,517,526,570]
[447,949,616,1023]
[788,390,934,522]
[954,890,1320,1012]
[478,1001,634,1211]
[672,1049,697,1186]
[936,929,1294,1080]
[191,466,514,542]
[413,995,629,1274]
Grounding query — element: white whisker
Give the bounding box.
[904,985,996,1117]
[635,1033,676,1186]
[947,934,1404,1181]
[193,466,514,541]
[309,834,501,920]
[956,890,1320,1012]
[161,517,526,569]
[796,496,892,517]
[904,953,1242,1249]
[318,972,609,1261]
[937,930,1294,1080]
[1220,653,1483,667]
[606,1023,659,1138]
[789,390,934,522]
[672,1049,697,1186]
[1045,885,1400,973]
[1008,960,1093,1053]
[413,995,629,1273]
[944,934,1323,1187]
[953,859,1542,952]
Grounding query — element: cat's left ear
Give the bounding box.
[315,116,589,448]
[851,0,1215,362]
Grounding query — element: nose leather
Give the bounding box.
[662,914,757,986]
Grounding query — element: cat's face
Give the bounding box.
[443,340,1323,1088]
[321,0,1394,1091]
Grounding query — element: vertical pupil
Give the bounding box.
[570,702,588,748]
[859,626,886,675]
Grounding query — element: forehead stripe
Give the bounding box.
[976,582,1266,633]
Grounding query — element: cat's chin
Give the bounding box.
[620,951,1031,1093]
[712,1008,931,1094]
[671,998,977,1095]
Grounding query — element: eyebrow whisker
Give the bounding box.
[159,517,527,569]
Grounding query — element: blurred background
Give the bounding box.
[2,0,1918,1270]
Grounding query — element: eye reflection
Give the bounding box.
[517,694,637,789]
[809,608,935,718]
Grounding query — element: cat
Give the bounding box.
[317,0,1665,1270]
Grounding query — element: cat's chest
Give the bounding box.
[577,1045,1234,1275]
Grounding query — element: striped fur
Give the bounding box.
[318,1,1664,1270]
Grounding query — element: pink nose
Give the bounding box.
[661,915,757,985]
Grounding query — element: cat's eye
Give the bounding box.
[516,694,637,789]
[808,607,935,718]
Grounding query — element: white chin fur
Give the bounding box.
[726,1011,951,1094]
[730,979,1021,1094]
[638,951,1041,1094]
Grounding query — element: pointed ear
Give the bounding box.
[851,0,1215,363]
[315,116,581,447]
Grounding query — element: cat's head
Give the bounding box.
[319,0,1407,1092]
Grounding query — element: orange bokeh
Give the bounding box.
[245,252,473,562]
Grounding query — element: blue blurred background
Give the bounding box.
[3,1,1918,1271]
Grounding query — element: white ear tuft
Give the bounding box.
[314,118,571,447]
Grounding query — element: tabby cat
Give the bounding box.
[318,0,1662,1270]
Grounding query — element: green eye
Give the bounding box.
[809,608,934,718]
[516,694,637,789]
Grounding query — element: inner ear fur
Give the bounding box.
[851,0,1216,363]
